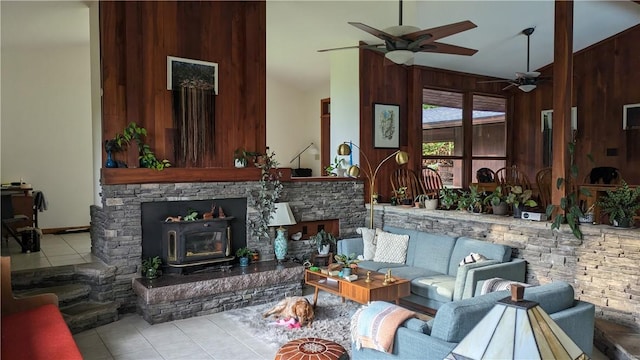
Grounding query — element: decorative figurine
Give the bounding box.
[365,271,372,283]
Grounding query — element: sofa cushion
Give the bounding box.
[411,274,457,303]
[373,229,409,264]
[357,227,377,260]
[447,237,512,275]
[378,266,441,281]
[410,232,456,274]
[383,226,420,264]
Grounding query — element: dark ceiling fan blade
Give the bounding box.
[348,22,404,43]
[403,20,477,44]
[502,83,517,91]
[317,43,385,52]
[417,42,477,56]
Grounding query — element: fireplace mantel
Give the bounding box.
[101,167,360,185]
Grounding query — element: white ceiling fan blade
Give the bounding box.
[516,71,540,78]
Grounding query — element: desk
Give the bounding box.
[578,184,639,224]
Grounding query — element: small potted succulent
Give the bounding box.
[334,253,360,277]
[439,187,460,210]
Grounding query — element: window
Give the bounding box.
[422,89,506,187]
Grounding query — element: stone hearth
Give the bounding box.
[132,260,304,324]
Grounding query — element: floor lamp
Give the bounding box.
[337,142,409,229]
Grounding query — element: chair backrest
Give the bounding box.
[390,168,422,200]
[536,167,552,210]
[495,165,532,190]
[419,168,444,197]
[584,167,621,184]
[476,168,495,183]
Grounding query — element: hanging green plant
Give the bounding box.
[249,149,283,240]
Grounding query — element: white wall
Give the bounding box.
[266,75,328,177]
[1,7,93,229]
[329,51,360,168]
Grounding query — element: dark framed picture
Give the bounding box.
[373,103,400,148]
[167,56,218,94]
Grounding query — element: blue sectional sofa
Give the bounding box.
[337,226,526,310]
[351,281,595,359]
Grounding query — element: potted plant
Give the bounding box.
[439,187,459,210]
[324,157,346,176]
[334,253,360,276]
[236,247,252,266]
[415,194,438,210]
[311,229,336,255]
[596,180,640,228]
[505,185,537,218]
[141,256,162,279]
[483,186,509,215]
[248,149,283,240]
[108,122,171,170]
[457,186,482,213]
[393,187,412,206]
[250,249,260,262]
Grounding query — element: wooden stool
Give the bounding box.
[275,337,348,360]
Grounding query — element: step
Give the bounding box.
[61,301,120,334]
[14,283,91,307]
[594,318,640,360]
[10,259,116,289]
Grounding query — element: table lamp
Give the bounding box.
[337,142,409,229]
[268,202,297,262]
[446,284,589,359]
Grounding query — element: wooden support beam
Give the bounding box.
[551,1,574,208]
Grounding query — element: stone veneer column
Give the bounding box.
[91,180,365,312]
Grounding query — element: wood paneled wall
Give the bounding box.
[100,1,266,168]
[511,25,640,185]
[358,49,505,201]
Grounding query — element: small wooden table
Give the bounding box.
[305,268,410,307]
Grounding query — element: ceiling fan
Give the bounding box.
[317,0,478,65]
[480,27,550,92]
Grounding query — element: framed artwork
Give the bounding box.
[167,56,218,94]
[623,103,640,130]
[373,103,400,148]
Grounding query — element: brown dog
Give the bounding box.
[262,296,314,327]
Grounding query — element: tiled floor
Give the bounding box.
[74,312,278,360]
[1,231,94,270]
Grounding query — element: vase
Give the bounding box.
[424,199,439,210]
[274,227,288,262]
[342,267,352,277]
[145,267,158,279]
[239,257,249,267]
[105,151,117,168]
[492,202,508,215]
[513,205,524,219]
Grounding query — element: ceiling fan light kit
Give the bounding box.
[385,50,414,64]
[518,84,537,92]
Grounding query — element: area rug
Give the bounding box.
[221,292,362,354]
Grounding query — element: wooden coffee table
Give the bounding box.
[304,268,410,307]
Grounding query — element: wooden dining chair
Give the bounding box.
[390,169,422,200]
[476,167,496,183]
[495,165,532,190]
[419,168,444,198]
[535,167,552,210]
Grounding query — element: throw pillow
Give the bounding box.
[357,227,377,260]
[459,252,488,266]
[373,229,409,264]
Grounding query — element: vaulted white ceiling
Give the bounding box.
[267,0,640,90]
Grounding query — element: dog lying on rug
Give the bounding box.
[262,296,314,328]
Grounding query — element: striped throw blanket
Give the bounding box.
[480,277,530,295]
[351,301,416,353]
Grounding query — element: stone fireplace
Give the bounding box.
[90,179,366,313]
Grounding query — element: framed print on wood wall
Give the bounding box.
[623,103,640,130]
[167,56,218,94]
[373,103,400,149]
